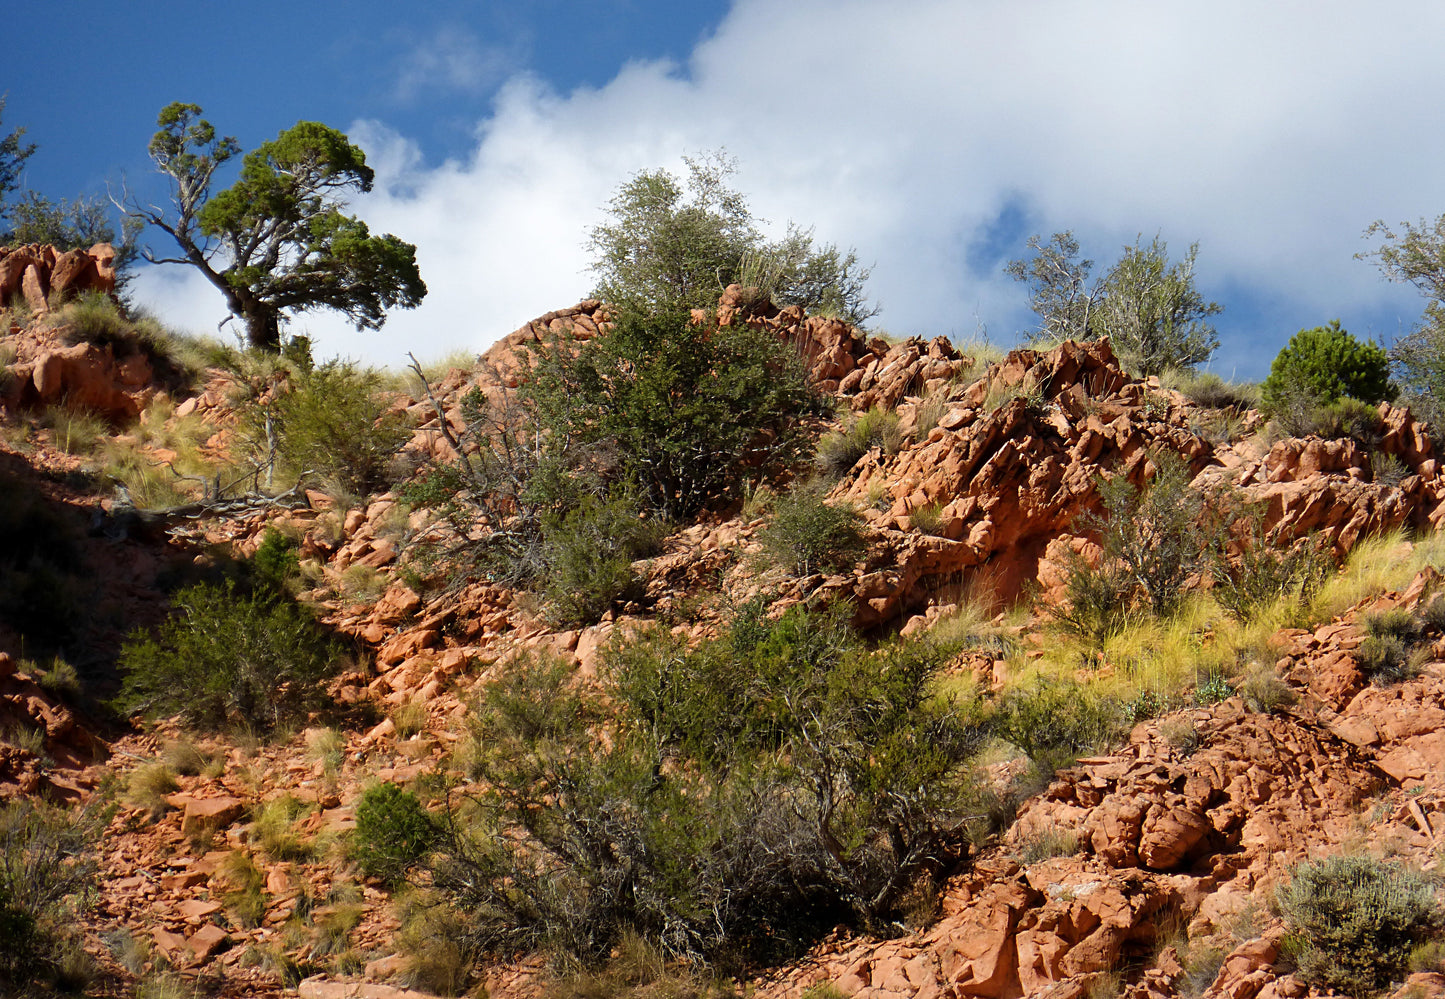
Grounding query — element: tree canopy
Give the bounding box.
[1360,216,1445,425]
[126,102,426,351]
[1008,231,1222,375]
[587,152,877,324]
[0,95,37,225]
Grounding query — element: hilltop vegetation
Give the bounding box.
[0,115,1444,999]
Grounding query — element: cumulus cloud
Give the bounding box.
[130,0,1445,378]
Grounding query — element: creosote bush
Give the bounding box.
[1278,855,1442,996]
[116,578,340,732]
[426,603,983,970]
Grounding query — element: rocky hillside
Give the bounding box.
[1,276,1443,999]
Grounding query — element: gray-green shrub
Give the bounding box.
[1277,855,1442,996]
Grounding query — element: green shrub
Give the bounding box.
[1238,665,1296,714]
[1058,451,1210,638]
[757,485,868,577]
[116,579,340,732]
[428,605,981,968]
[1211,517,1334,622]
[263,359,409,496]
[1193,670,1234,706]
[1163,369,1260,411]
[993,677,1123,774]
[353,783,436,881]
[1278,855,1442,996]
[1262,322,1395,417]
[251,528,301,591]
[1358,609,1423,686]
[540,493,666,627]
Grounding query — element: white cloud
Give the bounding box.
[131,0,1445,378]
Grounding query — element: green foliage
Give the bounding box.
[588,152,876,324]
[1058,452,1210,640]
[130,102,426,351]
[994,677,1123,774]
[1006,231,1100,345]
[1008,231,1221,374]
[1261,321,1395,418]
[0,800,99,994]
[1193,670,1234,706]
[534,311,822,520]
[352,783,436,882]
[0,95,36,222]
[409,310,819,588]
[540,494,666,626]
[1360,216,1445,427]
[757,485,868,577]
[252,528,301,591]
[1093,235,1221,375]
[116,579,340,732]
[1358,608,1424,686]
[264,359,409,495]
[1278,855,1442,996]
[428,605,981,968]
[1210,513,1334,622]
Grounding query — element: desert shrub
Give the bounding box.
[1057,451,1210,638]
[1358,609,1423,686]
[262,359,409,496]
[757,485,868,577]
[251,528,301,591]
[993,677,1123,774]
[1262,322,1395,417]
[539,493,667,627]
[1017,828,1081,864]
[116,579,341,732]
[428,605,981,968]
[35,657,81,702]
[1211,514,1334,622]
[1163,369,1259,411]
[1277,855,1442,996]
[1422,594,1445,632]
[815,406,902,480]
[353,783,436,882]
[0,800,99,994]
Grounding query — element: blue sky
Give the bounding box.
[7,1,1445,381]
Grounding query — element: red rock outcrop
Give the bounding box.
[0,242,117,312]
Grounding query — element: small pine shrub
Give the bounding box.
[757,485,868,577]
[1277,855,1442,996]
[251,528,301,591]
[1262,321,1395,416]
[117,579,340,732]
[352,783,436,881]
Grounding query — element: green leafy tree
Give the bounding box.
[1091,234,1221,374]
[1260,321,1395,415]
[1360,216,1445,425]
[125,102,426,351]
[588,152,877,324]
